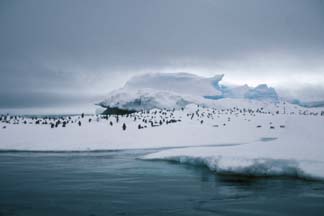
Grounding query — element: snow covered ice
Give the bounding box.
[142,113,324,180]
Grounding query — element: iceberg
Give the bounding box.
[99,72,279,111]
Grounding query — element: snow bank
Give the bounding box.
[143,154,324,180]
[142,115,324,180]
[143,155,323,180]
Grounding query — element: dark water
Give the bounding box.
[0,150,324,216]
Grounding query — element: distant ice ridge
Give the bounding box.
[220,84,278,101]
[289,99,324,108]
[99,72,279,111]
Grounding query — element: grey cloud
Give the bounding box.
[0,0,324,109]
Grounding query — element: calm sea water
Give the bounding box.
[0,150,324,216]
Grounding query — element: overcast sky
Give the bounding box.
[1,0,324,112]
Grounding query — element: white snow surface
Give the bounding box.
[1,100,284,151]
[142,114,324,180]
[1,100,324,180]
